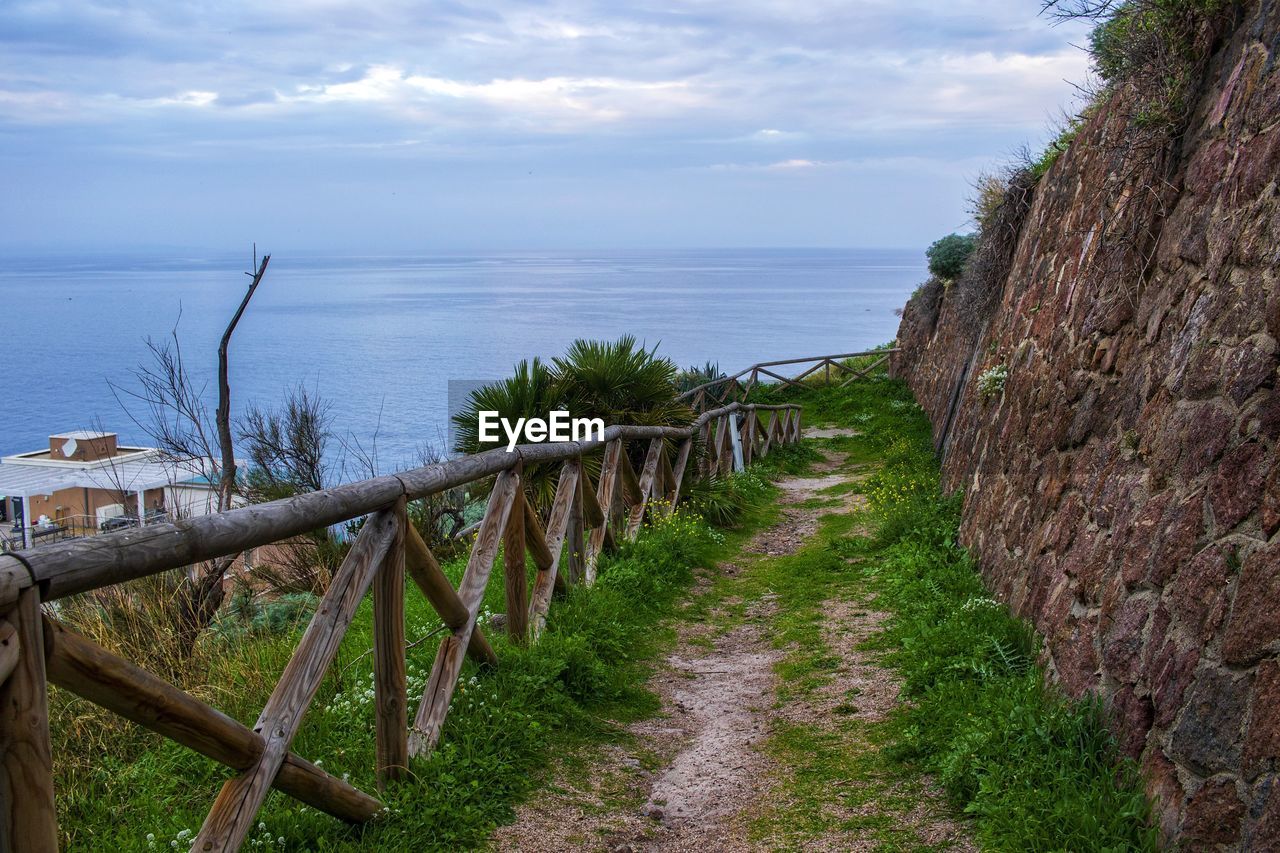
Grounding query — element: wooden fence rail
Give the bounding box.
[677,347,899,413]
[0,397,802,852]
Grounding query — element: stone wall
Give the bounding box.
[891,2,1280,847]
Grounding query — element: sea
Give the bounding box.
[0,248,924,468]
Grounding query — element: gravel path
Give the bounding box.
[492,433,971,852]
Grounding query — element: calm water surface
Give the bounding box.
[0,249,923,464]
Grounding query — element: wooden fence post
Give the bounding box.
[0,624,17,691]
[195,507,399,852]
[656,444,676,509]
[0,587,58,853]
[698,421,712,477]
[585,440,621,585]
[410,468,520,757]
[568,466,586,583]
[503,470,529,645]
[528,460,579,639]
[717,417,733,476]
[627,439,663,539]
[729,414,745,472]
[670,438,693,508]
[373,497,408,789]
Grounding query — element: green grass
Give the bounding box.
[816,479,864,496]
[55,480,778,852]
[756,371,1158,851]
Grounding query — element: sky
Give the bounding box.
[0,1,1093,252]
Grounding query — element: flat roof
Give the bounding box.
[50,431,116,440]
[8,447,151,464]
[0,454,217,499]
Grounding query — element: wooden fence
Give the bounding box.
[0,399,801,852]
[679,348,899,413]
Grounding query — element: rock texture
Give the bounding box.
[892,2,1279,847]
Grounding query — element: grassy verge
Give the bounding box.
[52,468,788,852]
[754,374,1158,851]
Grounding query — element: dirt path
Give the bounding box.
[492,435,971,852]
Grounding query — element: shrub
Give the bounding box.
[211,591,319,640]
[977,364,1008,398]
[1030,116,1083,180]
[681,470,770,529]
[553,336,691,430]
[1049,0,1237,131]
[451,338,694,511]
[676,361,724,393]
[969,172,1009,231]
[926,233,977,280]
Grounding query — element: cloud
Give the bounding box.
[282,65,704,125]
[749,128,805,142]
[0,0,1091,135]
[704,154,991,175]
[147,90,218,107]
[0,0,1095,249]
[709,157,832,171]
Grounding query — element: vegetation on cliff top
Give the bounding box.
[926,233,977,281]
[1076,0,1238,128]
[912,0,1240,343]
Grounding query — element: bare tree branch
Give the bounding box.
[105,248,272,656]
[340,397,385,482]
[217,250,270,511]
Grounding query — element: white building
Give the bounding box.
[0,431,229,551]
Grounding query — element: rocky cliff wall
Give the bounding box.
[891,2,1280,846]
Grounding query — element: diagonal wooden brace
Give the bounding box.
[41,617,381,824]
[409,468,520,757]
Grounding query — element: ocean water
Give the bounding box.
[0,249,923,465]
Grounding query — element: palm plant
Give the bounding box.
[556,337,696,488]
[676,360,724,393]
[450,338,695,516]
[553,336,691,427]
[452,357,563,509]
